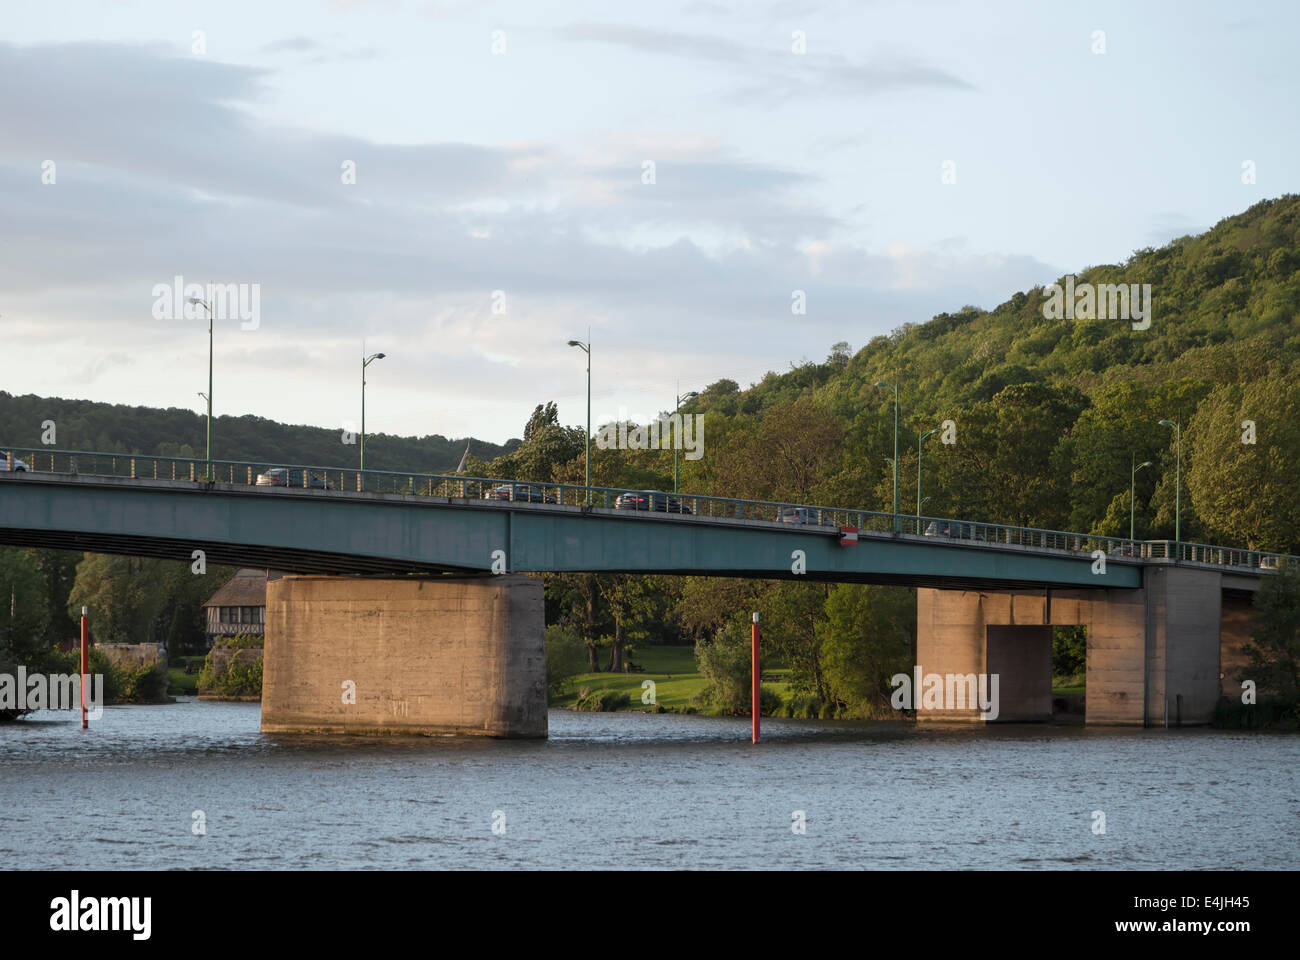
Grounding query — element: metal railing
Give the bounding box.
[2,446,1295,573]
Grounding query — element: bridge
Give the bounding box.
[2,447,1289,737]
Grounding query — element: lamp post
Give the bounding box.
[874,380,899,531]
[1130,453,1153,543]
[361,351,386,490]
[673,385,698,494]
[567,336,591,504]
[187,297,213,479]
[917,427,939,534]
[1158,419,1181,557]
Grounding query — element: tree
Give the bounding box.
[1189,378,1300,552]
[67,555,168,645]
[1242,561,1300,705]
[0,548,51,665]
[819,584,914,716]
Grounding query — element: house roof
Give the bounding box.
[203,569,269,608]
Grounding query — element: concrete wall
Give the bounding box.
[262,575,547,738]
[96,642,166,667]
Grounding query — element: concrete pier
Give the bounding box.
[261,574,547,738]
[917,567,1237,726]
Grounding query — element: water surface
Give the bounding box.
[1,699,1296,869]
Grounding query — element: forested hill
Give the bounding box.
[676,195,1300,551]
[476,196,1300,555]
[0,393,518,474]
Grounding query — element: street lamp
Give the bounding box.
[1158,419,1181,556]
[187,297,214,480]
[673,385,698,494]
[568,336,591,504]
[1130,454,1153,542]
[917,427,939,534]
[361,351,386,490]
[874,380,899,531]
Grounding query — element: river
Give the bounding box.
[1,699,1296,869]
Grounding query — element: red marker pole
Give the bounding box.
[80,605,88,729]
[751,611,760,744]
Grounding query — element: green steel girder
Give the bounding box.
[0,474,1143,589]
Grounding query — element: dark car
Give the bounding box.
[0,451,30,472]
[256,467,332,489]
[1108,542,1140,558]
[777,506,822,524]
[483,483,557,504]
[614,490,692,514]
[923,520,985,541]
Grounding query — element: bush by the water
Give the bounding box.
[572,686,630,711]
[693,623,781,715]
[21,647,167,704]
[198,638,264,698]
[545,624,587,695]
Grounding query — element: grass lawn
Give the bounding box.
[554,644,793,712]
[167,668,199,695]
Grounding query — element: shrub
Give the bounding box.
[198,646,263,698]
[694,623,781,716]
[573,688,630,711]
[545,624,587,695]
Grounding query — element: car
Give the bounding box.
[0,451,30,472]
[255,467,332,489]
[614,490,692,514]
[923,520,985,541]
[1108,542,1140,558]
[1260,555,1282,571]
[777,506,822,524]
[482,483,557,504]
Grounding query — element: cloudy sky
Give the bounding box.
[2,0,1297,446]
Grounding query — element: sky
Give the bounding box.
[1,0,1297,446]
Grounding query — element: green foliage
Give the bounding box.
[0,391,516,473]
[572,686,630,711]
[198,646,264,698]
[22,647,168,704]
[0,548,51,663]
[818,584,915,718]
[1052,626,1087,682]
[215,633,263,649]
[692,622,780,715]
[545,624,588,694]
[1242,561,1300,704]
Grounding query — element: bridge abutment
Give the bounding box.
[917,568,1226,726]
[261,574,548,738]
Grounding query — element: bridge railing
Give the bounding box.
[3,446,1295,572]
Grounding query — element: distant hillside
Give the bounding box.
[0,393,518,474]
[475,196,1300,553]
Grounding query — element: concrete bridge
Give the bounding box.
[0,448,1287,737]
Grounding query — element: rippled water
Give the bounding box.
[1,699,1297,869]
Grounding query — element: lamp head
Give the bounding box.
[1138,460,1153,470]
[1158,419,1175,428]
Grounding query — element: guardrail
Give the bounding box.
[1,446,1294,573]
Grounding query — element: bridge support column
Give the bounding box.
[916,590,1052,721]
[918,568,1226,726]
[261,574,547,738]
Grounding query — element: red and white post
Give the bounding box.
[80,605,88,729]
[751,611,760,744]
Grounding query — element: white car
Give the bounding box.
[0,451,30,471]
